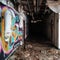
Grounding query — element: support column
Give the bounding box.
[58,13,60,49]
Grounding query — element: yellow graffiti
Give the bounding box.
[1,19,8,52]
[1,7,8,52]
[12,32,17,41]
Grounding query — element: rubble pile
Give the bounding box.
[9,41,60,60]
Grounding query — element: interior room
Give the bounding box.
[0,0,60,60]
[9,0,60,60]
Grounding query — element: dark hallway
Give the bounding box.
[4,0,60,60]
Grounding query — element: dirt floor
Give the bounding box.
[8,36,60,60]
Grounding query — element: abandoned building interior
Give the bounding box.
[0,0,60,60]
[15,0,59,49]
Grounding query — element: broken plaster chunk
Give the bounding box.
[24,51,30,58]
[27,44,33,48]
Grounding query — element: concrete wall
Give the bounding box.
[54,13,58,48]
[46,12,54,41]
[46,12,58,47]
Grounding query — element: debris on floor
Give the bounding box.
[8,40,60,60]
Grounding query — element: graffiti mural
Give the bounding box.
[0,2,25,59]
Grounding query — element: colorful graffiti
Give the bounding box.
[0,4,23,59]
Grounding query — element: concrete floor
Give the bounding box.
[8,36,60,60]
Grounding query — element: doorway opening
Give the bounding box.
[21,0,58,48]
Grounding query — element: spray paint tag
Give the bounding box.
[0,5,23,59]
